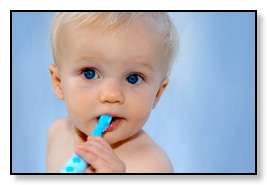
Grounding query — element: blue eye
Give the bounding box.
[83,69,99,80]
[127,74,144,85]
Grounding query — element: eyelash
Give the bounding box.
[82,68,100,80]
[126,73,145,85]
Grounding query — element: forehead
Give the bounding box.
[57,19,169,77]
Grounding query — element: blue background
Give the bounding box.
[12,12,255,173]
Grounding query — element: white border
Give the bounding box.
[4,0,265,184]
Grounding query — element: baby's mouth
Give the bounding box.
[96,116,122,132]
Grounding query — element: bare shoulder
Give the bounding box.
[47,117,70,138]
[46,117,72,172]
[138,139,173,173]
[124,131,173,173]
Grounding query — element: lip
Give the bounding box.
[105,117,122,132]
[100,113,117,118]
[96,113,123,132]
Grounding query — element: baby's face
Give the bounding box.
[57,22,168,144]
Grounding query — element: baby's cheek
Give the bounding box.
[65,95,89,129]
[132,101,152,126]
[65,97,84,117]
[65,87,90,114]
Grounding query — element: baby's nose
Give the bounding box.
[99,81,124,104]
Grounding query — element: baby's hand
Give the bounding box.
[75,136,126,173]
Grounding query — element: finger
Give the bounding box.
[87,136,112,150]
[84,137,114,160]
[76,141,112,164]
[75,145,98,164]
[80,142,123,172]
[75,144,110,171]
[75,142,125,173]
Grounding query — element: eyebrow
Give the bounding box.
[129,60,154,72]
[75,55,155,72]
[73,56,101,64]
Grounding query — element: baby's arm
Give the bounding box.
[75,136,126,173]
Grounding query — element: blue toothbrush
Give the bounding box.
[61,114,112,173]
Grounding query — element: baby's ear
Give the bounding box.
[49,64,64,100]
[152,77,169,109]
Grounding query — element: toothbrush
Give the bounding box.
[60,114,112,173]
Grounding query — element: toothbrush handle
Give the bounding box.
[60,114,112,173]
[60,153,87,173]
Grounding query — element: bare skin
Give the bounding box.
[46,117,173,173]
[47,16,173,173]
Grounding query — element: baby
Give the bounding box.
[47,12,178,173]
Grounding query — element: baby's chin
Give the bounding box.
[105,130,142,148]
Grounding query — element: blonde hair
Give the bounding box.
[51,12,178,76]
